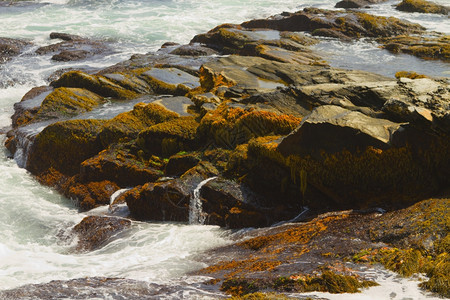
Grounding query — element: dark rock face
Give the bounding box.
[125,180,191,222]
[200,178,269,228]
[72,216,131,252]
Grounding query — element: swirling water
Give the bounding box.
[0,0,448,298]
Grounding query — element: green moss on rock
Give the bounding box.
[137,116,200,157]
[52,70,138,99]
[99,102,179,147]
[27,119,107,175]
[34,87,105,120]
[396,0,449,15]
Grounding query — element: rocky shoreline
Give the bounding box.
[1,1,449,298]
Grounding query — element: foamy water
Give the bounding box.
[0,0,448,298]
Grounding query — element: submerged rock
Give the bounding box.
[72,216,131,252]
[0,37,31,64]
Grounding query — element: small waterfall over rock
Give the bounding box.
[189,177,217,225]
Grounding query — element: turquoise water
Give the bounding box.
[0,0,448,297]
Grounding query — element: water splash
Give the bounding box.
[189,177,217,225]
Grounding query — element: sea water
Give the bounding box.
[0,0,448,298]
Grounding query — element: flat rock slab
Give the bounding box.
[142,67,200,95]
[152,96,194,116]
[278,105,403,157]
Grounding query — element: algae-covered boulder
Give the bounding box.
[235,105,450,209]
[165,152,201,176]
[98,102,179,147]
[11,86,53,127]
[52,70,138,99]
[379,34,449,62]
[242,8,424,39]
[80,145,164,187]
[191,24,320,64]
[396,0,449,14]
[65,179,119,211]
[137,116,200,157]
[27,119,106,175]
[72,216,131,252]
[33,87,105,121]
[198,102,302,149]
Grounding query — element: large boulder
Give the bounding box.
[239,105,450,209]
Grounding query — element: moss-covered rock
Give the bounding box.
[137,116,200,157]
[379,34,450,62]
[396,0,449,15]
[198,102,301,149]
[52,70,138,99]
[242,8,424,39]
[65,179,119,211]
[124,180,191,222]
[98,102,179,147]
[27,119,106,176]
[33,87,105,120]
[80,145,164,187]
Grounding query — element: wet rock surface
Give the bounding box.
[72,215,131,252]
[35,32,113,62]
[0,277,223,300]
[3,4,450,298]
